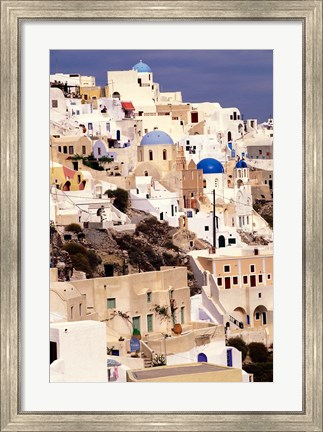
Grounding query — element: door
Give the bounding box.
[225,277,231,289]
[197,353,207,362]
[250,275,256,287]
[132,316,140,333]
[226,348,233,367]
[50,341,57,364]
[218,235,225,248]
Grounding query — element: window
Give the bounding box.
[63,146,67,154]
[77,175,81,183]
[259,149,263,155]
[228,238,236,245]
[51,99,58,108]
[224,277,231,289]
[79,303,82,316]
[258,293,262,298]
[204,226,209,231]
[233,276,238,285]
[250,265,255,273]
[224,265,230,273]
[217,277,222,286]
[58,146,61,152]
[169,289,174,299]
[246,216,249,224]
[203,180,207,189]
[82,145,86,155]
[107,298,116,309]
[106,123,110,131]
[98,147,101,156]
[181,306,185,324]
[88,122,93,130]
[267,274,271,280]
[70,306,74,320]
[147,314,153,332]
[258,274,263,283]
[149,150,153,161]
[186,140,190,145]
[163,149,167,160]
[68,146,74,154]
[255,312,260,320]
[147,292,151,303]
[243,276,248,284]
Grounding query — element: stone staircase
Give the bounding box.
[141,352,152,368]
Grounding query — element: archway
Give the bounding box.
[62,181,71,191]
[232,307,247,326]
[197,353,208,363]
[253,305,268,327]
[79,180,86,190]
[218,235,225,248]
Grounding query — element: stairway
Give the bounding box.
[141,353,152,368]
[229,315,244,329]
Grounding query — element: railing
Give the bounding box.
[140,340,154,361]
[229,315,244,329]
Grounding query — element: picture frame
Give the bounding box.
[1,1,322,431]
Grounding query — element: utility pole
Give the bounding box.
[213,189,216,252]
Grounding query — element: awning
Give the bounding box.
[121,101,135,111]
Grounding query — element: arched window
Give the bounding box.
[237,169,242,177]
[112,91,120,99]
[144,171,148,176]
[228,131,232,142]
[149,150,153,161]
[163,149,167,160]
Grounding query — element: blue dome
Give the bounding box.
[132,60,152,73]
[235,160,248,168]
[140,130,174,146]
[197,158,224,174]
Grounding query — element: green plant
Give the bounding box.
[227,337,248,361]
[107,346,115,355]
[248,342,269,363]
[152,353,166,367]
[61,242,101,278]
[64,223,83,233]
[153,305,171,322]
[105,188,129,214]
[243,362,273,382]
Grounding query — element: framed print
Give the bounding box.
[1,1,322,431]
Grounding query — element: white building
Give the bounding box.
[50,321,107,382]
[50,72,96,87]
[130,176,182,227]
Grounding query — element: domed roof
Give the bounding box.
[235,159,248,168]
[132,60,152,73]
[140,130,174,146]
[197,158,224,174]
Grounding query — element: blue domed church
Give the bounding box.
[196,158,226,193]
[135,129,178,180]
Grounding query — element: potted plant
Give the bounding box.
[132,327,141,340]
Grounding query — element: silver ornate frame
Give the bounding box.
[1,1,322,431]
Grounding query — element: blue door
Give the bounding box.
[197,353,208,362]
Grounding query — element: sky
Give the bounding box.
[50,50,273,123]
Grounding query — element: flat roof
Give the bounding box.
[132,363,227,380]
